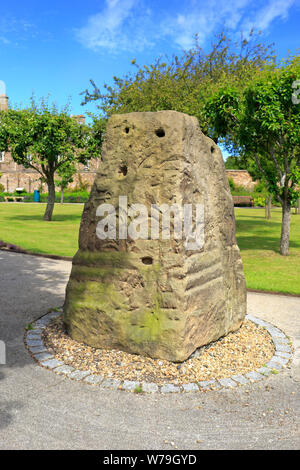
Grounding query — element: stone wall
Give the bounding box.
[225,170,256,190]
[0,150,99,193]
[1,158,256,194]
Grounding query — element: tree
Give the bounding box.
[0,98,104,221]
[224,155,248,169]
[205,57,300,255]
[81,30,275,139]
[55,163,76,204]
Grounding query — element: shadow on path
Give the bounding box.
[0,251,71,430]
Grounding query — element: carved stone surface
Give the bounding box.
[63,110,246,362]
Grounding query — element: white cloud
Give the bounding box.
[160,0,251,49]
[242,0,295,32]
[0,16,35,45]
[0,36,10,45]
[76,0,297,53]
[76,0,153,52]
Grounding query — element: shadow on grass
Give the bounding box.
[235,216,300,253]
[236,217,281,227]
[3,213,82,223]
[237,235,300,252]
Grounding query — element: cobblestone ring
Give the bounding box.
[24,310,293,394]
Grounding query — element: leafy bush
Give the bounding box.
[23,194,35,202]
[253,181,267,195]
[20,191,90,203]
[231,185,253,196]
[253,195,266,207]
[228,177,236,192]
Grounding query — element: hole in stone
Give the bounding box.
[119,164,128,176]
[125,127,130,134]
[141,256,153,265]
[155,128,165,137]
[211,145,215,153]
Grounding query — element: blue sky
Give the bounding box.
[0,0,299,136]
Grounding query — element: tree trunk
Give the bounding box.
[265,195,271,219]
[265,198,268,218]
[267,195,271,219]
[43,176,55,221]
[297,197,300,215]
[280,198,291,256]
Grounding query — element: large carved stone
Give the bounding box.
[63,111,246,362]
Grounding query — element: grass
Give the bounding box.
[235,208,300,295]
[0,203,299,295]
[0,203,83,257]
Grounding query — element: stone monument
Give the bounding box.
[63,111,246,362]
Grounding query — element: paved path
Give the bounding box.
[0,251,299,450]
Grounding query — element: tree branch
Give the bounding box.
[270,146,283,180]
[27,162,44,178]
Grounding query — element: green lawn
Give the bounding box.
[235,208,300,295]
[0,203,83,257]
[0,203,299,295]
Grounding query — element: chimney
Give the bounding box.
[0,94,8,111]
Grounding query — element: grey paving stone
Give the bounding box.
[99,378,121,390]
[198,380,217,389]
[35,316,51,326]
[34,352,54,362]
[26,338,44,347]
[121,380,139,391]
[245,314,257,322]
[218,378,237,388]
[231,375,249,385]
[161,384,181,393]
[28,345,48,354]
[182,383,199,392]
[68,370,91,381]
[34,320,46,328]
[266,360,283,370]
[273,354,289,365]
[26,335,42,343]
[245,371,264,381]
[247,316,270,328]
[275,344,291,353]
[257,366,272,376]
[266,327,285,338]
[272,337,290,345]
[275,351,291,359]
[47,312,61,320]
[210,381,222,389]
[84,374,104,385]
[54,365,75,375]
[26,330,43,337]
[141,382,159,393]
[40,358,64,369]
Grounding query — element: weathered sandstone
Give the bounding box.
[63,111,246,362]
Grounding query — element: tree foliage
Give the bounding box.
[0,97,104,220]
[205,55,300,255]
[81,30,275,139]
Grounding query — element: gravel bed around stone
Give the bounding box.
[43,314,273,382]
[24,310,293,393]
